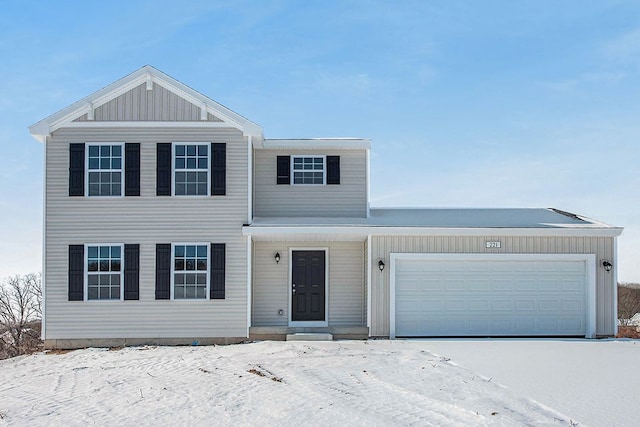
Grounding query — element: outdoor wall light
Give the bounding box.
[378,260,385,271]
[602,260,613,272]
[274,252,281,264]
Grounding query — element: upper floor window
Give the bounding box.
[173,244,209,299]
[174,144,209,196]
[86,244,123,300]
[87,144,123,196]
[292,156,325,185]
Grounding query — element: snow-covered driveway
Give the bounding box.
[420,339,640,427]
[0,340,577,426]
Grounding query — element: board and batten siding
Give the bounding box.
[253,149,367,217]
[74,83,223,122]
[45,127,249,339]
[369,235,617,337]
[252,241,365,326]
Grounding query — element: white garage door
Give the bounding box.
[393,255,592,337]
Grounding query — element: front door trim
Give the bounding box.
[289,247,329,327]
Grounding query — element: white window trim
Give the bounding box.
[170,242,210,301]
[288,247,329,327]
[84,243,124,302]
[85,142,125,198]
[172,142,211,197]
[291,155,326,186]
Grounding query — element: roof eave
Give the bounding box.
[242,225,624,238]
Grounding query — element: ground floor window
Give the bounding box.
[173,244,209,299]
[86,244,123,300]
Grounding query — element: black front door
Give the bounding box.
[291,250,326,321]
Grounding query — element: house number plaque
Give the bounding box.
[485,241,501,248]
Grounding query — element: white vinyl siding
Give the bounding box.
[44,127,248,339]
[252,241,365,327]
[254,149,367,217]
[369,235,617,338]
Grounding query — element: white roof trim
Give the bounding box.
[243,225,623,238]
[29,65,263,142]
[59,121,244,130]
[259,138,371,150]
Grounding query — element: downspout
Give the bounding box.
[247,234,252,339]
[613,236,619,337]
[366,147,371,218]
[367,234,372,336]
[247,135,253,338]
[41,135,47,340]
[247,135,253,225]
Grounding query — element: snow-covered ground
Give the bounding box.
[420,339,640,427]
[0,340,577,426]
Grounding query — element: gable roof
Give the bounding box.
[29,65,263,142]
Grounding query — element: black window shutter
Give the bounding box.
[327,156,340,185]
[277,156,290,185]
[125,143,140,196]
[69,143,85,196]
[124,244,140,300]
[211,143,226,196]
[68,245,84,301]
[155,243,171,299]
[210,243,225,299]
[156,143,172,196]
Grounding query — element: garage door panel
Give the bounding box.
[539,300,560,311]
[563,300,582,311]
[473,280,491,292]
[467,263,491,273]
[492,280,513,291]
[492,300,512,311]
[395,258,587,337]
[539,280,560,291]
[515,299,536,311]
[445,280,466,291]
[562,280,582,291]
[468,300,490,311]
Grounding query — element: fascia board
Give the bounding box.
[29,68,151,140]
[60,121,244,130]
[242,225,623,238]
[262,138,371,150]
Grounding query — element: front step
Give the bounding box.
[286,333,333,341]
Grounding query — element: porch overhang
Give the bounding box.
[242,225,368,241]
[242,224,623,241]
[243,208,623,241]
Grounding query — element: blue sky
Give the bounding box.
[1,0,639,281]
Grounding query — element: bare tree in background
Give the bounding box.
[618,283,640,326]
[0,273,42,358]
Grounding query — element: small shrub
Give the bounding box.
[616,326,640,339]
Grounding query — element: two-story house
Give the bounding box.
[29,66,623,349]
